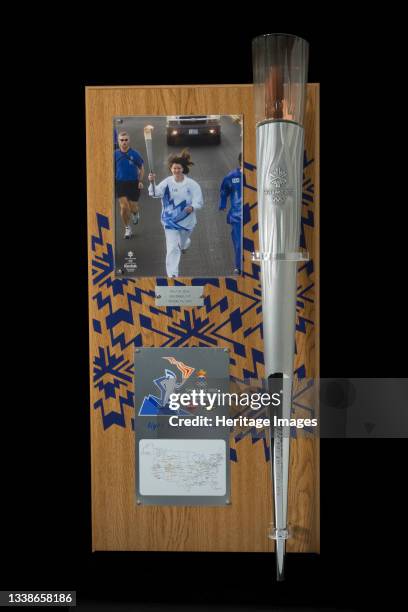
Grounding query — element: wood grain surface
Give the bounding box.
[86,84,319,552]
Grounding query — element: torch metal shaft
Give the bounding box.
[144,125,155,196]
[256,120,305,581]
[253,32,308,581]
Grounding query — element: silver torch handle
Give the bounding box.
[144,124,155,196]
[252,33,309,581]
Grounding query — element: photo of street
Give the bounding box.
[114,115,242,277]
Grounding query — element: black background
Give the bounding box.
[2,23,406,611]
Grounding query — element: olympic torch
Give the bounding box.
[252,33,309,581]
[144,124,155,195]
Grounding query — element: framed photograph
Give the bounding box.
[113,114,243,278]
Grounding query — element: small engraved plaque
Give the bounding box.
[155,285,204,307]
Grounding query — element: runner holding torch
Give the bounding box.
[252,33,309,581]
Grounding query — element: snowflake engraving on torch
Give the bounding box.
[264,166,294,205]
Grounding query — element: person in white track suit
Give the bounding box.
[148,149,203,277]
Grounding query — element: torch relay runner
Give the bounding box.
[114,130,144,239]
[147,149,203,278]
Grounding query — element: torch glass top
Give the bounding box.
[252,33,309,126]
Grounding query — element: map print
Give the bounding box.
[139,439,226,496]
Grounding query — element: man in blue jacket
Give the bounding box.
[219,153,243,274]
[115,131,144,239]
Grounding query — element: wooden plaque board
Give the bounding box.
[86,84,319,552]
